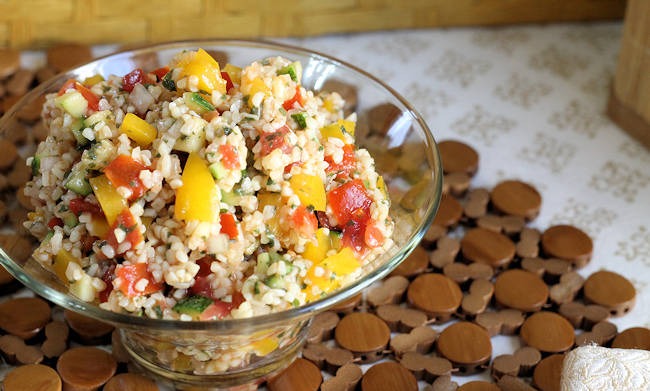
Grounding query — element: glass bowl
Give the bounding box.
[0,40,442,390]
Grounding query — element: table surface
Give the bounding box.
[9,20,650,390]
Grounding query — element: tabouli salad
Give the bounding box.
[24,48,393,321]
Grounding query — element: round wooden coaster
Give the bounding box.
[532,354,565,391]
[389,245,429,279]
[432,193,464,229]
[267,357,322,391]
[361,361,418,391]
[0,48,20,79]
[421,223,446,249]
[64,309,115,345]
[0,297,52,340]
[520,312,575,354]
[2,364,61,391]
[407,273,462,323]
[57,347,117,391]
[103,373,159,391]
[46,44,93,72]
[461,227,516,269]
[438,140,479,177]
[611,327,650,350]
[494,269,548,312]
[490,180,542,221]
[335,312,390,363]
[436,321,492,375]
[541,225,593,269]
[583,271,636,317]
[329,292,362,315]
[457,381,501,391]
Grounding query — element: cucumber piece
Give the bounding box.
[220,189,241,206]
[64,162,92,196]
[83,110,113,128]
[162,70,176,91]
[256,252,271,274]
[291,113,308,129]
[70,117,89,147]
[55,91,88,118]
[64,213,79,228]
[277,61,302,83]
[43,230,54,245]
[208,161,228,180]
[31,154,43,176]
[264,275,287,290]
[173,118,207,154]
[173,295,214,318]
[184,92,215,113]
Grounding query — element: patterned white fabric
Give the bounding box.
[561,346,650,391]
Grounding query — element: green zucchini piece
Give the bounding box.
[264,275,287,290]
[63,162,92,196]
[162,71,177,91]
[31,154,43,176]
[277,61,302,83]
[208,161,228,180]
[291,113,308,129]
[184,92,215,113]
[173,295,214,317]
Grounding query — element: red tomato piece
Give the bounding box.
[220,213,238,239]
[282,86,304,111]
[104,154,149,202]
[259,125,292,157]
[219,145,239,169]
[122,69,153,93]
[283,160,302,174]
[325,144,356,179]
[195,256,214,277]
[99,208,144,259]
[292,205,318,237]
[69,197,103,218]
[76,83,100,113]
[99,263,116,303]
[342,210,371,259]
[47,217,63,229]
[327,179,373,226]
[117,262,161,297]
[57,79,78,96]
[199,300,232,321]
[221,71,234,92]
[151,67,170,81]
[191,276,214,299]
[364,219,385,248]
[316,211,338,230]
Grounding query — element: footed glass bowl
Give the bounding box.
[0,40,442,390]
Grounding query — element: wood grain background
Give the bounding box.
[0,0,627,50]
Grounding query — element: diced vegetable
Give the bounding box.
[89,174,128,225]
[377,175,389,201]
[264,275,287,290]
[151,67,170,81]
[64,162,92,196]
[259,125,292,157]
[247,77,271,108]
[70,117,89,146]
[173,118,207,153]
[221,189,241,207]
[223,63,242,86]
[318,247,359,276]
[70,274,95,302]
[292,204,318,238]
[246,336,279,356]
[302,228,333,264]
[303,247,359,301]
[55,91,88,118]
[122,69,153,93]
[100,207,144,257]
[82,74,104,86]
[31,153,43,176]
[173,294,214,318]
[325,144,355,179]
[76,83,100,113]
[179,49,226,95]
[327,179,373,226]
[291,112,308,129]
[117,263,161,297]
[220,213,238,239]
[53,248,81,286]
[320,119,356,141]
[104,154,149,202]
[175,152,219,222]
[69,197,102,217]
[162,71,176,91]
[83,140,116,171]
[184,92,215,113]
[84,110,113,128]
[208,161,228,180]
[219,145,239,169]
[277,61,302,83]
[289,173,326,211]
[282,85,304,111]
[119,113,157,146]
[257,192,282,238]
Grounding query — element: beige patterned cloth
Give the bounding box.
[562,346,650,390]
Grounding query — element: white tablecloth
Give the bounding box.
[15,20,650,390]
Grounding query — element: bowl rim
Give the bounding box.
[0,38,442,331]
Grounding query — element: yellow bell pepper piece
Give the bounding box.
[87,216,109,238]
[247,77,272,108]
[82,74,104,86]
[329,230,342,252]
[323,98,335,113]
[120,113,157,146]
[182,60,226,95]
[89,174,128,226]
[53,248,81,286]
[175,152,219,222]
[289,173,326,211]
[320,119,356,141]
[303,247,360,302]
[257,192,282,238]
[377,175,389,201]
[223,63,242,86]
[176,48,219,69]
[302,228,332,264]
[246,336,279,357]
